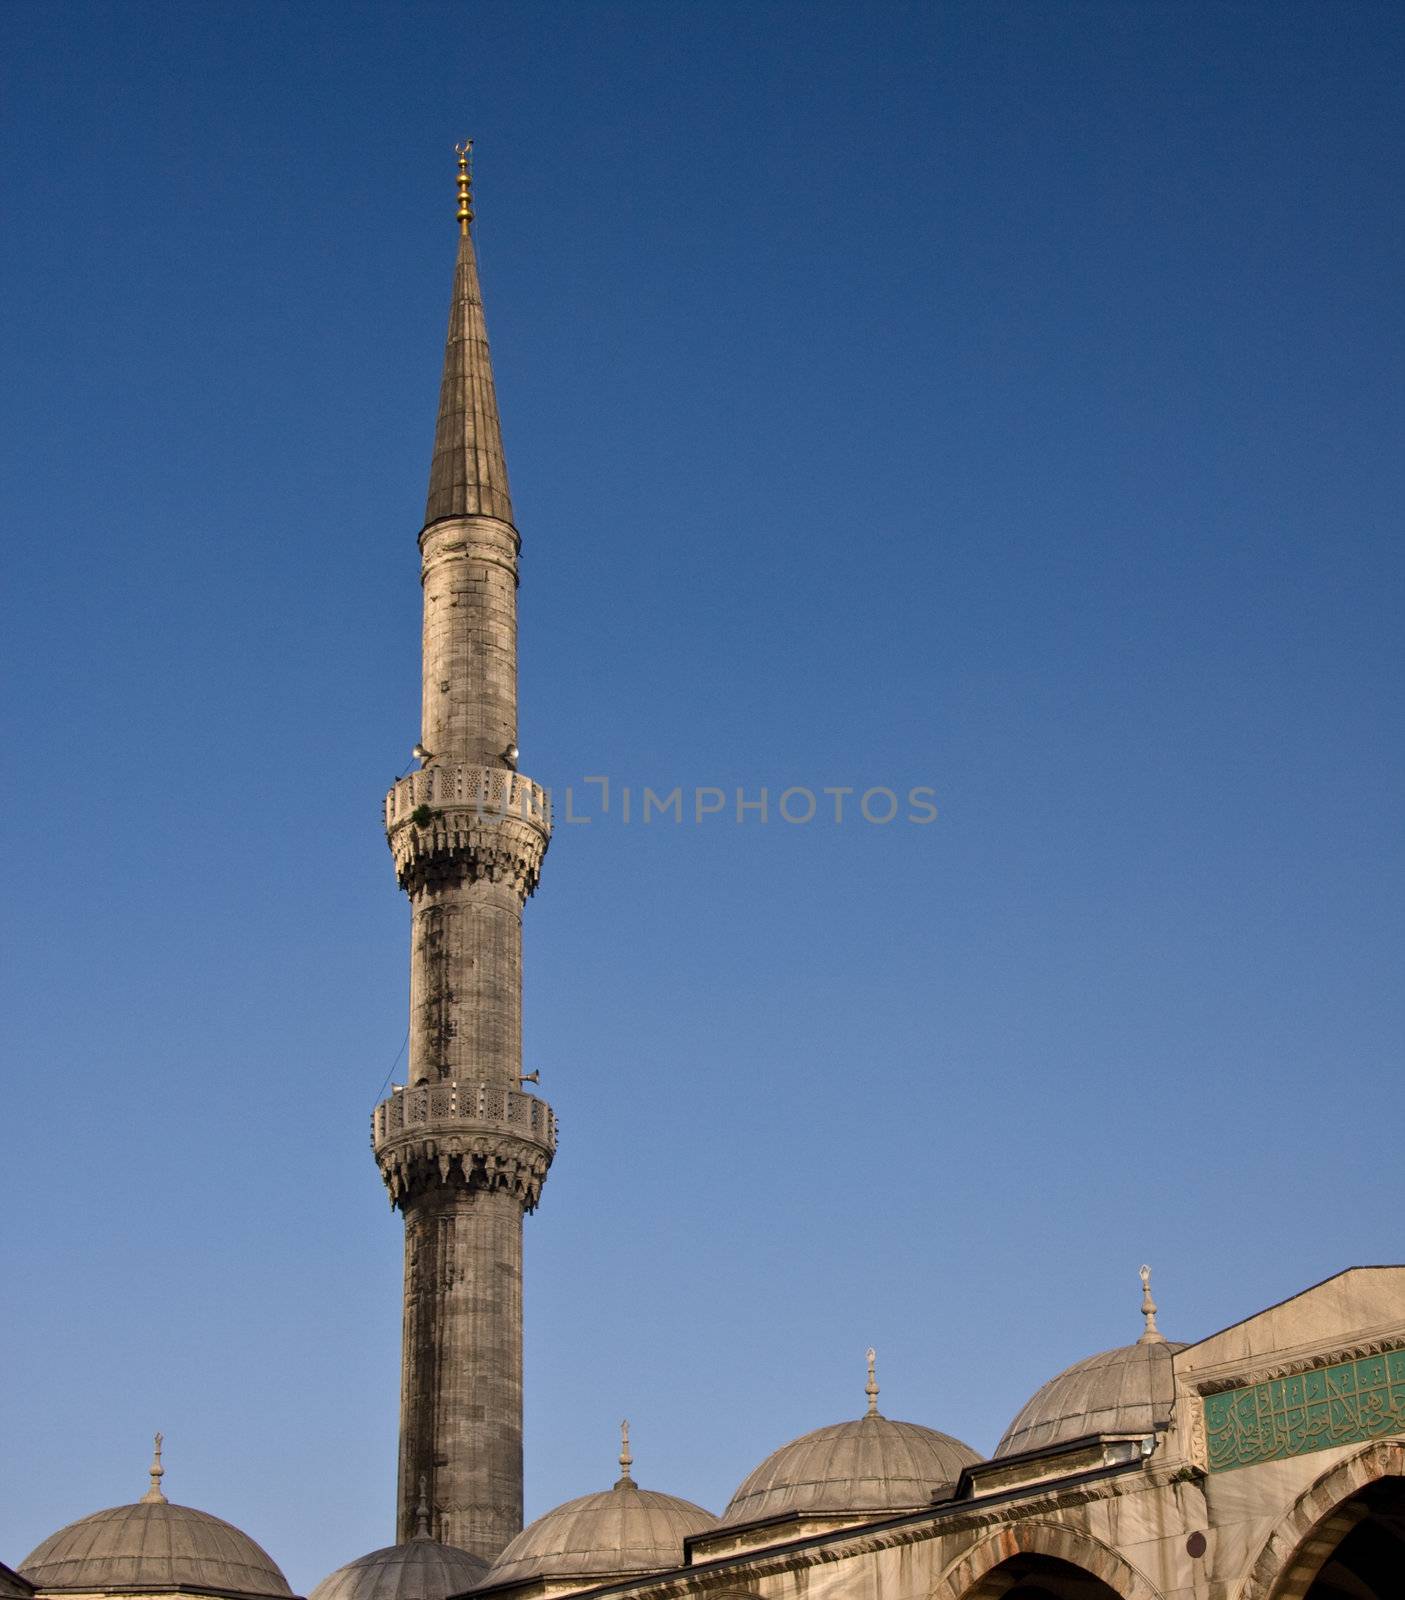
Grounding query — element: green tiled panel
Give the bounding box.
[1204,1348,1405,1472]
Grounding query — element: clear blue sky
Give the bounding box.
[3,1,1402,1591]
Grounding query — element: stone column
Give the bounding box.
[398,1184,526,1557]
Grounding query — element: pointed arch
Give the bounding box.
[933,1519,1163,1600]
[1237,1440,1405,1600]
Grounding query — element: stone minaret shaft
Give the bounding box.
[373,159,553,1563]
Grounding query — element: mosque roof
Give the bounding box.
[479,1427,715,1590]
[308,1483,487,1600]
[722,1414,980,1525]
[720,1353,980,1526]
[307,1539,486,1600]
[994,1266,1184,1458]
[19,1442,290,1599]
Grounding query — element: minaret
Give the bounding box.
[372,143,554,1562]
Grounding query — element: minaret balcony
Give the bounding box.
[372,1079,557,1211]
[384,763,551,896]
[385,763,550,831]
[373,1078,556,1151]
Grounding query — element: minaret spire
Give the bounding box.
[373,145,554,1564]
[424,143,514,536]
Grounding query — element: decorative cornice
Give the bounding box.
[375,1127,553,1212]
[1191,1334,1405,1396]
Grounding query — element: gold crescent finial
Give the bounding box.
[141,1432,167,1504]
[864,1348,880,1416]
[616,1418,635,1487]
[455,140,474,235]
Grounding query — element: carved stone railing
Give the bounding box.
[385,764,551,831]
[371,1079,557,1212]
[384,764,551,897]
[373,1080,556,1149]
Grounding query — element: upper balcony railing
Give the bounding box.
[372,1078,556,1153]
[384,764,551,834]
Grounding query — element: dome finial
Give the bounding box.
[615,1419,635,1488]
[1138,1264,1166,1345]
[455,141,474,235]
[414,1474,432,1538]
[141,1432,167,1504]
[864,1348,881,1417]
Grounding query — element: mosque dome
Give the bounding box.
[20,1442,290,1599]
[994,1267,1185,1458]
[721,1354,980,1526]
[308,1537,486,1600]
[309,1484,486,1600]
[481,1429,714,1589]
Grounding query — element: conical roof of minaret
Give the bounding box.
[423,226,515,529]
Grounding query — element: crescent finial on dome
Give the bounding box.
[864,1348,881,1417]
[1138,1264,1166,1345]
[615,1419,635,1488]
[141,1433,167,1504]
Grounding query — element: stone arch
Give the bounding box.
[1238,1439,1405,1600]
[934,1519,1163,1600]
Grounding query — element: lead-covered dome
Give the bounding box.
[20,1440,290,1600]
[21,1504,291,1598]
[994,1338,1184,1457]
[481,1433,714,1592]
[483,1484,714,1589]
[994,1267,1185,1458]
[309,1538,486,1600]
[723,1415,979,1525]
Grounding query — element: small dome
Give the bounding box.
[309,1538,487,1600]
[19,1504,292,1597]
[994,1337,1185,1457]
[482,1483,715,1589]
[722,1414,980,1525]
[995,1267,1185,1458]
